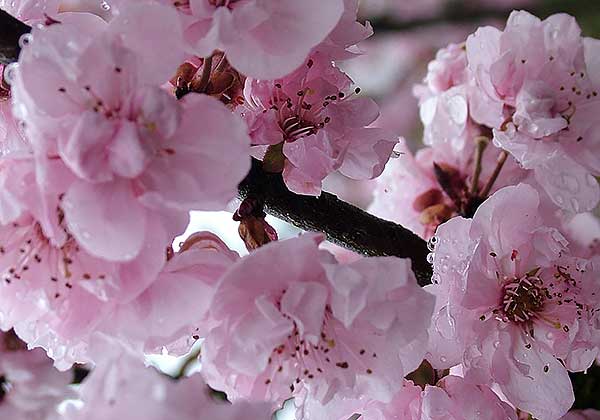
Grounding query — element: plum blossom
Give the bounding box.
[162,0,344,80]
[414,42,477,153]
[370,138,525,239]
[242,56,396,195]
[63,336,272,420]
[0,154,241,367]
[104,231,240,356]
[428,184,600,419]
[314,0,374,60]
[201,233,434,410]
[466,11,600,213]
[11,5,251,262]
[0,330,74,420]
[0,156,171,369]
[370,39,527,239]
[297,375,517,420]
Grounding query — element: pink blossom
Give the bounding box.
[420,376,517,420]
[163,0,344,80]
[414,42,481,153]
[295,379,423,420]
[369,139,525,239]
[0,330,74,420]
[0,156,173,369]
[466,11,600,213]
[297,375,517,420]
[242,56,396,195]
[429,183,600,419]
[11,6,251,261]
[201,233,434,408]
[104,231,240,356]
[314,0,373,61]
[63,336,272,420]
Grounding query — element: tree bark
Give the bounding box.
[238,159,433,286]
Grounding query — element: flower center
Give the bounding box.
[501,275,545,323]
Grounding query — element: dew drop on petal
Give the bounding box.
[427,236,439,251]
[18,33,32,49]
[427,252,435,264]
[3,63,19,85]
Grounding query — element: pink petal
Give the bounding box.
[63,180,146,261]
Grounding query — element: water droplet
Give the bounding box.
[440,356,447,363]
[18,33,32,49]
[427,252,435,264]
[555,194,564,205]
[431,273,441,284]
[543,365,549,373]
[427,236,439,251]
[493,340,500,348]
[546,331,554,340]
[3,63,19,85]
[100,1,111,11]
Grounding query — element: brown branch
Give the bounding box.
[238,159,432,286]
[0,9,30,65]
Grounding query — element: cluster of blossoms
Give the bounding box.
[0,0,598,418]
[369,9,600,420]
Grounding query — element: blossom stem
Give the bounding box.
[480,150,508,198]
[469,136,488,196]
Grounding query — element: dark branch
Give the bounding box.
[0,9,30,65]
[238,159,433,286]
